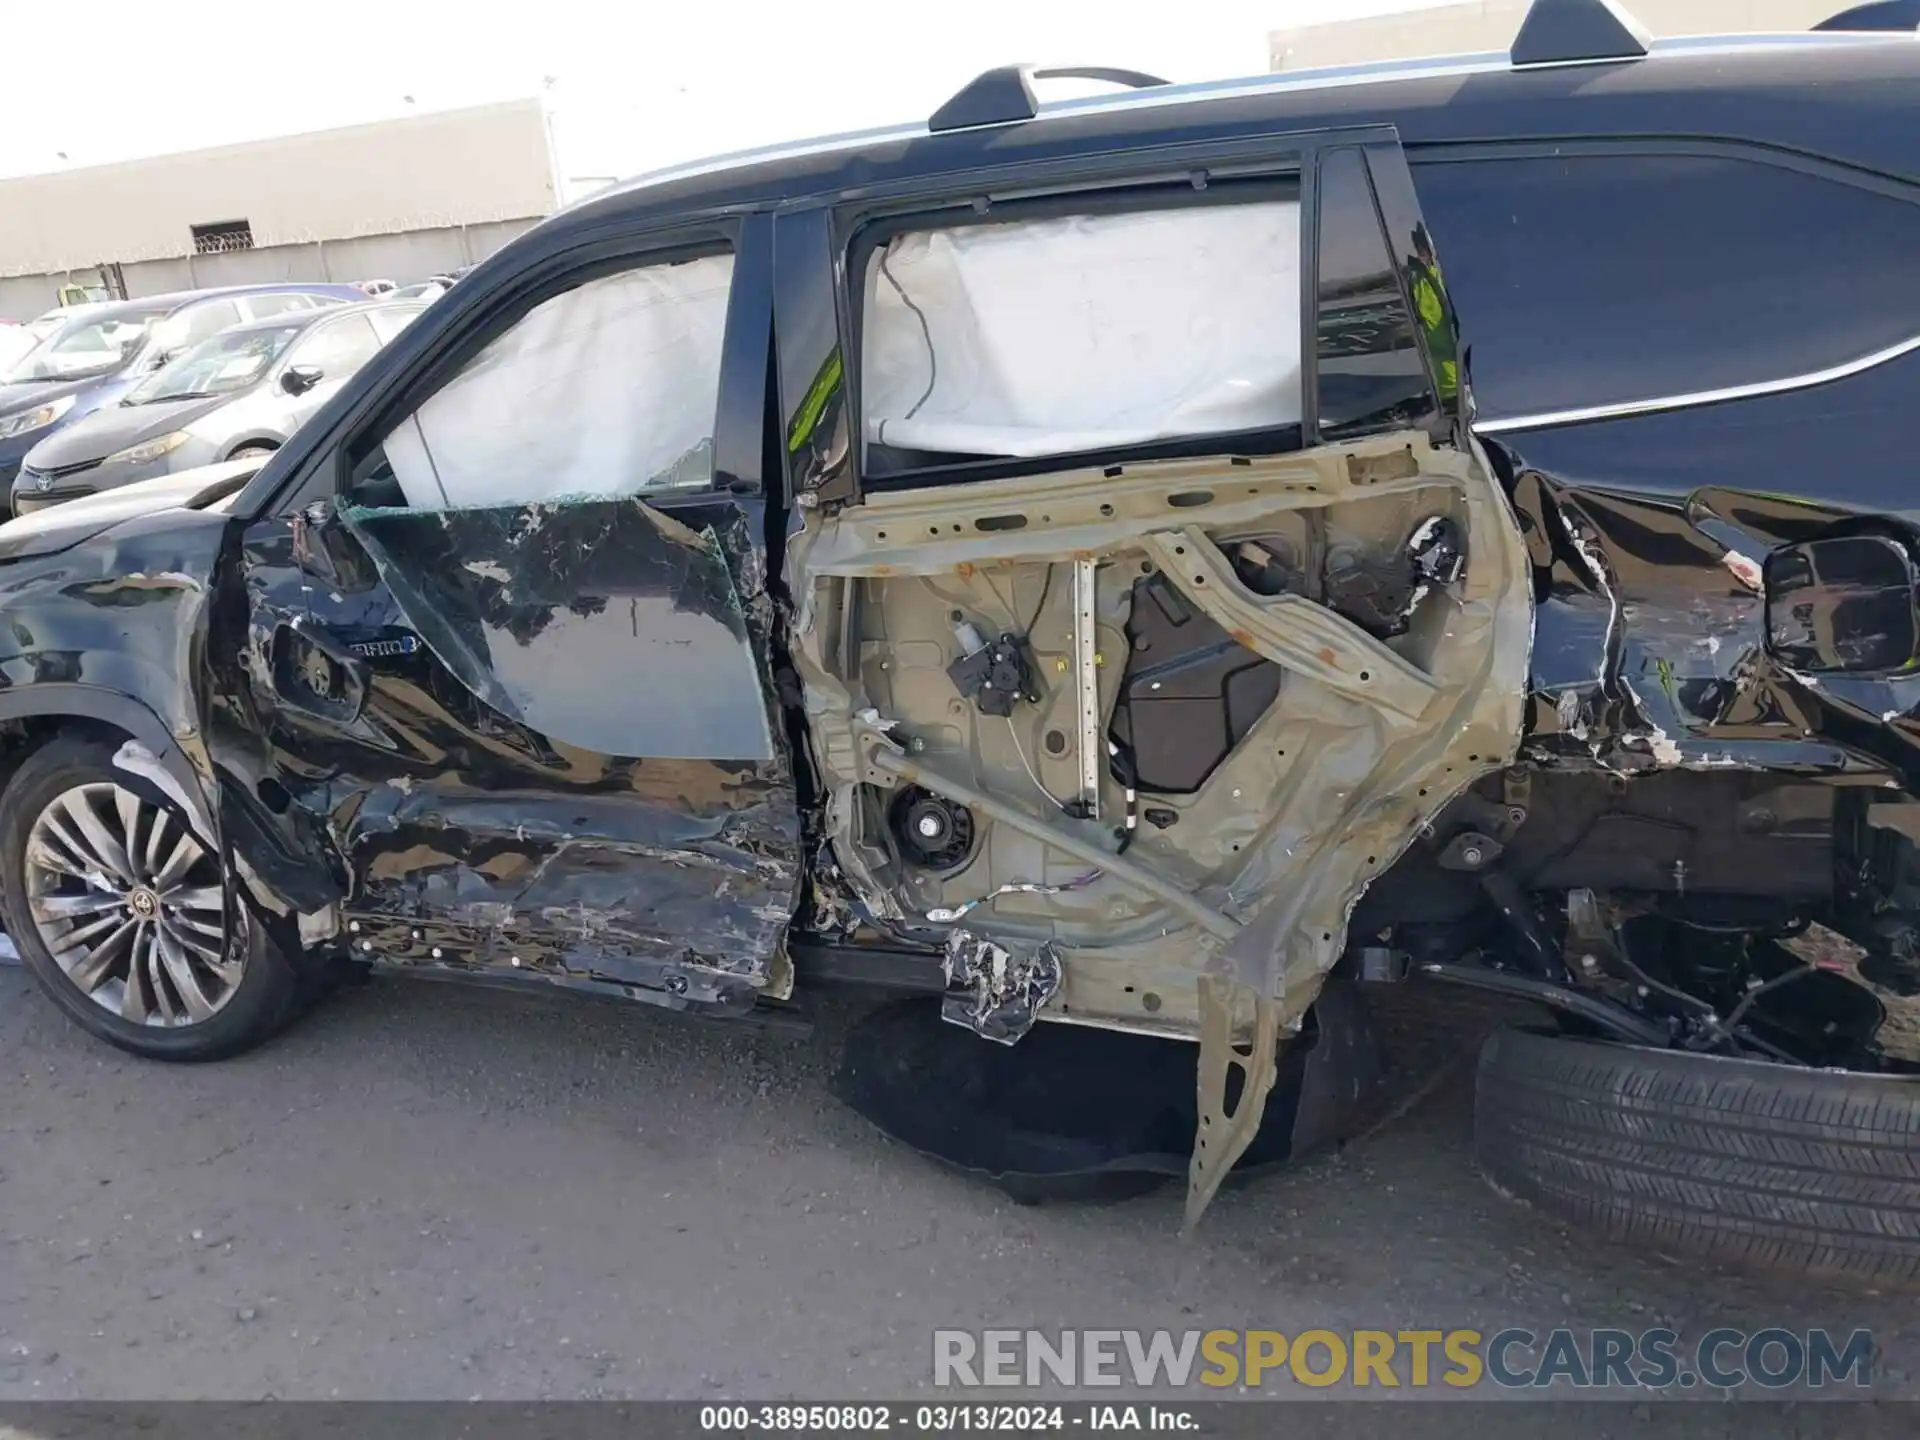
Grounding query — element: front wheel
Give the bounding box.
[0,736,302,1061]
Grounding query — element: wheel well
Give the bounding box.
[0,716,137,797]
[225,438,281,459]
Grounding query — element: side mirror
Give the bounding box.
[281,365,324,396]
[1764,532,1920,675]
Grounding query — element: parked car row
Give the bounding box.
[13,299,425,514]
[0,283,429,517]
[0,308,88,374]
[353,266,472,301]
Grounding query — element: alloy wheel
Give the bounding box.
[23,782,242,1026]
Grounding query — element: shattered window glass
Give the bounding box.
[859,200,1302,465]
[339,497,775,761]
[375,252,734,510]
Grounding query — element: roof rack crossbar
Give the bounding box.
[928,65,1172,134]
[1508,0,1650,67]
[1814,1,1920,30]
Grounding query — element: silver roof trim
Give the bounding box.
[575,52,1515,212]
[1475,330,1920,434]
[576,30,1916,214]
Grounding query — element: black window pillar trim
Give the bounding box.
[1298,142,1325,441]
[712,212,776,496]
[1361,138,1462,448]
[772,206,855,511]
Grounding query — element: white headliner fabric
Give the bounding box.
[384,254,734,510]
[861,203,1302,459]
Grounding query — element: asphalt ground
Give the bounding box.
[0,958,1914,1434]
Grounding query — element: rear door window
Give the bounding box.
[286,314,382,380]
[153,299,242,356]
[367,306,423,344]
[243,293,310,320]
[857,192,1302,476]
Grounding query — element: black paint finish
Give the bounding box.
[206,487,801,1014]
[0,32,1917,1063]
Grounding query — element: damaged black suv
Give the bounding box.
[1,0,1917,1278]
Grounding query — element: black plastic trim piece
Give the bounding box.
[789,939,946,992]
[928,65,1172,134]
[0,686,195,794]
[0,685,218,859]
[1509,0,1650,67]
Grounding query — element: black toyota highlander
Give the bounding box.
[0,0,1914,1281]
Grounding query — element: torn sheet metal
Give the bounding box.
[210,485,802,1014]
[1502,460,1902,778]
[336,779,798,1010]
[783,431,1534,1225]
[942,929,1063,1044]
[340,497,774,761]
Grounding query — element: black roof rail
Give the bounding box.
[1814,0,1920,30]
[1509,0,1650,67]
[928,66,1172,134]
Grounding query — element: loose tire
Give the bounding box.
[1474,1026,1920,1285]
[0,736,302,1061]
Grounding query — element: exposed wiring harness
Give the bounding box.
[927,870,1103,924]
[1007,716,1067,812]
[878,246,937,423]
[1108,740,1138,856]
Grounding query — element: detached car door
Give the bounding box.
[212,216,802,1013]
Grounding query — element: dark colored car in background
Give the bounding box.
[14,300,426,514]
[0,0,1914,1284]
[0,284,364,515]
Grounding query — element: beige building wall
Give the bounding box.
[0,99,557,279]
[1270,1,1854,69]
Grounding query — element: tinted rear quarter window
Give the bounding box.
[1410,151,1920,421]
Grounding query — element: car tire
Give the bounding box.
[228,445,277,461]
[0,735,302,1062]
[1474,1026,1920,1285]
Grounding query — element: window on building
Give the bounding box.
[191,220,256,255]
